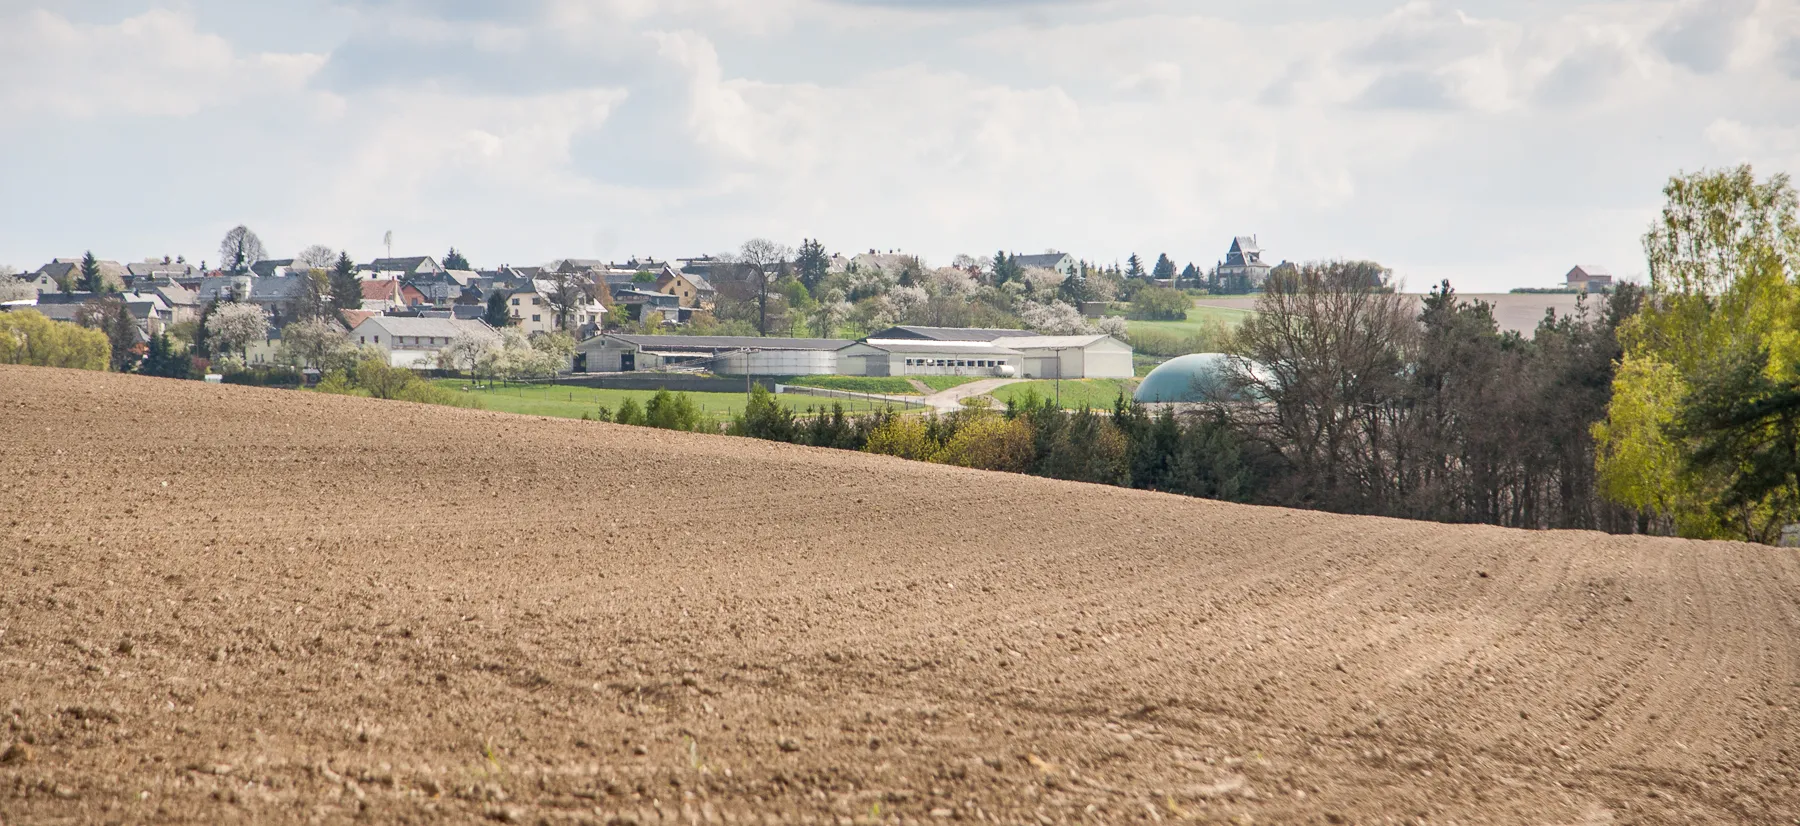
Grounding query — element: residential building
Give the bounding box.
[1216,236,1272,291]
[1011,252,1077,279]
[348,315,498,369]
[508,279,605,336]
[577,334,846,375]
[361,279,427,313]
[1566,265,1614,291]
[359,256,444,281]
[13,269,63,296]
[126,258,198,280]
[654,270,715,309]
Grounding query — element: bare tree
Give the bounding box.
[540,272,597,332]
[1224,261,1418,512]
[295,244,336,270]
[734,238,794,335]
[219,226,269,274]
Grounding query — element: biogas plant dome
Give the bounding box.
[1133,353,1243,404]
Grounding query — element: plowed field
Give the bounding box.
[3,365,1798,824]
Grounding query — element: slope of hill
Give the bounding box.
[3,365,1797,824]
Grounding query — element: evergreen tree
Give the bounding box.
[443,247,471,270]
[991,251,1023,285]
[1179,263,1200,287]
[1058,268,1091,304]
[78,251,106,293]
[485,291,513,328]
[795,239,830,294]
[141,333,193,379]
[1126,253,1146,279]
[1152,253,1177,282]
[329,252,362,312]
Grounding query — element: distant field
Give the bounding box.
[989,378,1138,410]
[1191,293,1589,337]
[432,380,908,421]
[1126,304,1251,338]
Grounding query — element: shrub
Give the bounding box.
[614,398,645,426]
[936,413,1035,473]
[1129,287,1191,320]
[0,309,110,370]
[644,388,705,432]
[864,416,937,461]
[733,385,799,441]
[221,366,304,387]
[315,370,357,395]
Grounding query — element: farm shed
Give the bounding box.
[989,334,1133,379]
[576,334,846,375]
[836,339,1023,378]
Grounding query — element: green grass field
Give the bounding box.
[988,378,1138,410]
[779,375,921,395]
[432,380,910,421]
[911,375,983,392]
[1125,305,1253,337]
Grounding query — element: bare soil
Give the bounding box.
[3,364,1798,825]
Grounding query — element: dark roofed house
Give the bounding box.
[1216,235,1273,291]
[1565,265,1615,291]
[250,259,295,278]
[554,258,607,274]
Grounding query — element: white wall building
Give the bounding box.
[990,334,1134,379]
[349,316,498,369]
[577,334,844,375]
[836,339,1023,378]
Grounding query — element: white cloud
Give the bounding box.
[0,8,323,119]
[4,0,1800,291]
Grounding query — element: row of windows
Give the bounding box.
[511,297,543,307]
[906,358,1001,368]
[357,334,449,346]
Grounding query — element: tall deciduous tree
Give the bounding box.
[1596,165,1800,540]
[76,297,140,371]
[296,245,337,270]
[219,226,268,274]
[735,238,793,335]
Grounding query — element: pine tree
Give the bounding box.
[1126,253,1146,279]
[78,251,105,293]
[1179,263,1200,287]
[142,333,192,379]
[795,239,830,293]
[992,251,1022,285]
[485,291,513,328]
[444,247,471,270]
[1152,254,1177,283]
[329,252,362,312]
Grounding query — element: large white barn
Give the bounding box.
[837,330,1133,379]
[576,334,846,375]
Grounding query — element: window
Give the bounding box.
[359,336,365,344]
[512,298,520,306]
[532,314,541,322]
[373,335,380,344]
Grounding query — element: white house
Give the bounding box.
[348,316,498,369]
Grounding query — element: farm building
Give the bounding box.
[993,334,1133,379]
[576,334,846,375]
[841,330,1134,379]
[836,339,1024,378]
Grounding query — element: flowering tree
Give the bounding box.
[209,301,269,363]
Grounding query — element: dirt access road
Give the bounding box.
[3,364,1798,824]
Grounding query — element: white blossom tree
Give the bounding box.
[209,301,269,362]
[1018,299,1092,335]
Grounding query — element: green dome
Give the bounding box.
[1134,353,1240,403]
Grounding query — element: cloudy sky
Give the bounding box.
[3,0,1797,292]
